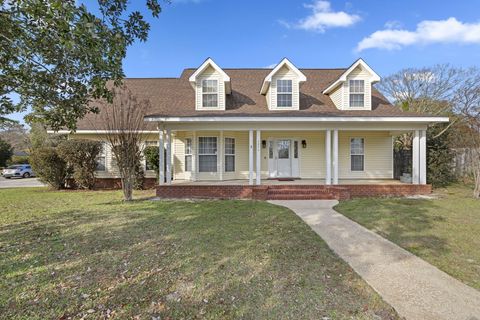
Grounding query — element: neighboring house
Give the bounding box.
[58,58,448,199]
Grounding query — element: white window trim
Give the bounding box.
[276,79,293,108]
[201,79,219,108]
[350,137,365,172]
[184,138,193,172]
[95,142,107,172]
[348,79,365,109]
[224,137,235,172]
[197,136,218,173]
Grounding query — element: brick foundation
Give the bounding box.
[155,183,432,200]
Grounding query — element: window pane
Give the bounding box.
[277,79,292,93]
[351,155,364,171]
[268,141,273,159]
[349,94,364,107]
[277,140,290,159]
[202,79,218,93]
[96,156,106,171]
[185,138,192,155]
[225,155,235,172]
[199,155,217,172]
[202,94,218,107]
[349,80,364,93]
[198,137,217,154]
[294,141,298,159]
[185,155,192,171]
[350,138,364,155]
[224,138,235,155]
[277,93,292,107]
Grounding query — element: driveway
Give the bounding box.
[0,176,46,188]
[270,200,480,320]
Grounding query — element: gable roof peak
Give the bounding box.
[322,58,380,94]
[260,58,307,94]
[188,58,231,93]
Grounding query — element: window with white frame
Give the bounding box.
[184,138,192,171]
[198,137,217,172]
[224,137,235,172]
[144,141,158,171]
[96,142,106,171]
[350,138,365,171]
[276,79,292,107]
[349,80,365,108]
[202,79,218,107]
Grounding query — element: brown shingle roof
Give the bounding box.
[76,68,426,130]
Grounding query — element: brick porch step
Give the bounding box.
[266,187,337,200]
[267,193,336,200]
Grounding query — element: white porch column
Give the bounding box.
[332,129,339,185]
[325,130,332,185]
[191,131,197,181]
[166,128,172,185]
[219,130,224,181]
[412,130,420,184]
[256,130,261,185]
[419,129,427,184]
[158,129,165,185]
[249,129,254,185]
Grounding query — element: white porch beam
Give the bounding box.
[256,130,261,185]
[419,129,427,184]
[158,129,165,185]
[333,129,339,185]
[325,130,332,185]
[412,130,420,184]
[249,129,254,185]
[166,128,172,185]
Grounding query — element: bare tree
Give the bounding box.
[95,86,149,201]
[379,65,480,197]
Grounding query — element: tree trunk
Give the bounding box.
[474,167,480,199]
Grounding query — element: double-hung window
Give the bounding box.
[350,138,365,171]
[224,137,235,172]
[184,138,192,172]
[349,80,365,108]
[276,79,292,107]
[96,142,107,171]
[198,137,217,172]
[202,79,218,107]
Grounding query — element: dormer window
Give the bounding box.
[349,80,364,108]
[277,79,292,107]
[202,79,218,108]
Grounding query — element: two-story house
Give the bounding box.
[66,58,448,199]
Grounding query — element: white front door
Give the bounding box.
[276,139,292,177]
[268,139,300,178]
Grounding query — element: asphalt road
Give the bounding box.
[0,176,46,188]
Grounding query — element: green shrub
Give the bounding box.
[0,138,13,167]
[144,146,159,178]
[57,140,102,189]
[30,147,69,189]
[427,124,455,187]
[7,155,29,165]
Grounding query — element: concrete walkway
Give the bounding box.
[270,200,480,320]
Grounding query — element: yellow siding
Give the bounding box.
[270,66,300,110]
[329,85,343,109]
[338,131,393,179]
[195,65,225,111]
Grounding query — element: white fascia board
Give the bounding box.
[188,58,231,94]
[260,58,307,94]
[47,130,159,134]
[323,58,381,95]
[145,116,449,123]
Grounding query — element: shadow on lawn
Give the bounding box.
[0,200,398,319]
[338,198,449,258]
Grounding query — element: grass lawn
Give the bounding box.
[0,188,398,319]
[335,184,480,291]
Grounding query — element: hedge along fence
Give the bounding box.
[30,140,102,190]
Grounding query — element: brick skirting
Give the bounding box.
[155,183,432,200]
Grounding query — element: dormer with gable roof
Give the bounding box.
[323,59,380,111]
[260,58,306,111]
[189,58,231,111]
